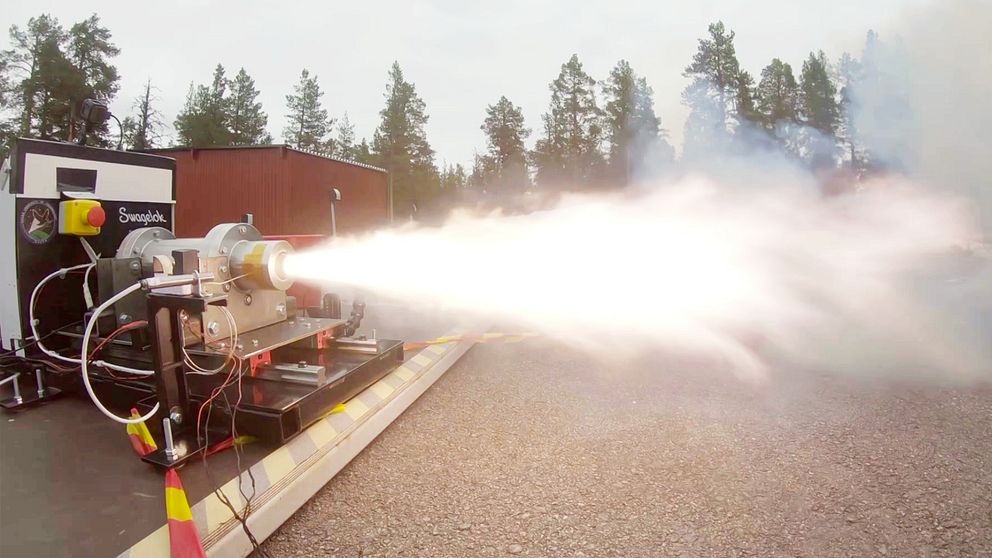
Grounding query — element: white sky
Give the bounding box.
[3,0,929,166]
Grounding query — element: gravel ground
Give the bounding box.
[263,339,992,557]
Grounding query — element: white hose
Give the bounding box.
[30,264,155,376]
[30,264,93,364]
[80,282,160,424]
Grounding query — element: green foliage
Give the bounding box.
[229,68,270,145]
[835,51,865,169]
[797,51,841,168]
[682,21,743,156]
[756,58,799,128]
[174,65,233,146]
[283,68,332,153]
[440,163,468,192]
[533,54,603,188]
[335,112,356,160]
[122,79,163,150]
[683,22,741,124]
[352,138,374,165]
[799,51,839,134]
[372,62,437,218]
[174,65,271,148]
[0,13,120,150]
[734,70,760,126]
[602,59,670,185]
[476,95,530,192]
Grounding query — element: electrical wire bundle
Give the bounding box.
[186,307,270,557]
[26,263,270,553]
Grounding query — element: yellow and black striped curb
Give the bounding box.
[118,340,463,558]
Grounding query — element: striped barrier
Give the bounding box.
[119,337,473,558]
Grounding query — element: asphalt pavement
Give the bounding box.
[263,339,992,557]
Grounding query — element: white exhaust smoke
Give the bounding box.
[285,175,989,382]
[285,0,992,383]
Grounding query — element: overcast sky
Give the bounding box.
[3,0,929,166]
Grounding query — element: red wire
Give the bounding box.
[195,356,243,440]
[90,320,149,379]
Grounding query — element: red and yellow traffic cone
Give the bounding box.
[126,408,158,456]
[165,468,206,558]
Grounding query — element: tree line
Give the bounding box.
[1,14,890,219]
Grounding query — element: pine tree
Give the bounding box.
[0,16,67,155]
[682,78,728,160]
[65,14,120,144]
[0,56,13,157]
[3,16,76,142]
[173,64,232,147]
[756,58,799,129]
[173,84,197,146]
[681,22,745,159]
[335,112,356,159]
[228,68,270,145]
[683,22,741,129]
[835,52,864,169]
[122,79,162,150]
[533,54,603,189]
[283,68,332,152]
[799,51,839,134]
[439,163,468,203]
[734,70,761,126]
[371,62,437,218]
[602,59,671,185]
[353,138,374,165]
[477,95,530,191]
[797,51,841,168]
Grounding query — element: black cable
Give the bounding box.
[0,319,85,357]
[110,113,124,150]
[197,361,270,558]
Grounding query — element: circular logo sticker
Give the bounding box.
[20,200,57,245]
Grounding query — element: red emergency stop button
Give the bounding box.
[86,205,106,227]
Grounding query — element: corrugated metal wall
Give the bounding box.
[156,147,388,238]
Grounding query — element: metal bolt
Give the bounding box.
[277,304,287,317]
[251,339,259,347]
[298,361,307,368]
[178,310,189,322]
[169,406,183,425]
[119,313,132,324]
[35,368,45,398]
[219,265,229,274]
[220,247,228,255]
[11,373,22,404]
[223,283,231,292]
[207,321,220,336]
[235,343,244,350]
[238,225,247,234]
[163,418,177,461]
[244,294,253,306]
[129,260,141,271]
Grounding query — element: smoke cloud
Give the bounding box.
[286,174,988,382]
[851,0,992,234]
[285,0,992,384]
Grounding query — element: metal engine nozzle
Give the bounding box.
[230,239,294,291]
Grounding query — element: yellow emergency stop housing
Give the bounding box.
[58,199,104,236]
